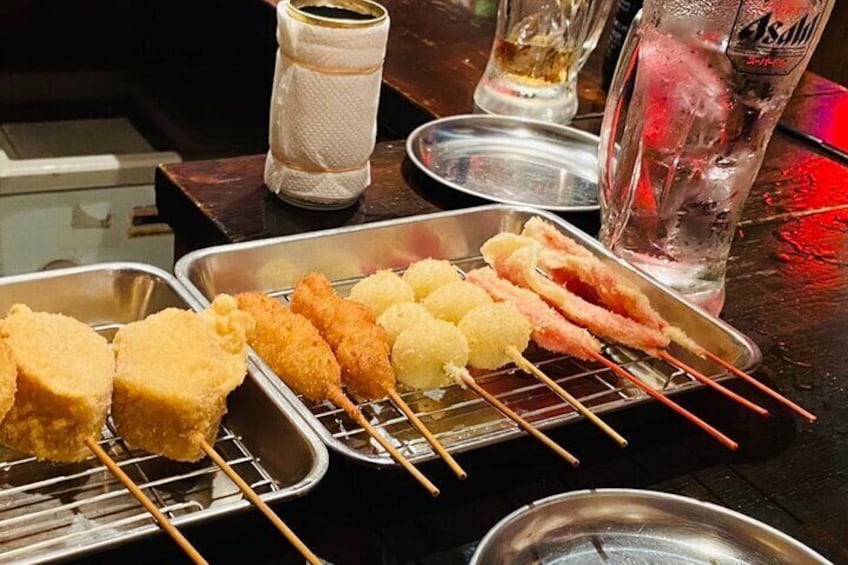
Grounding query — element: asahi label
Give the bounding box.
[727,1,826,75]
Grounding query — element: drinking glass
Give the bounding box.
[473,0,613,124]
[599,0,834,314]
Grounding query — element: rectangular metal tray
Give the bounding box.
[0,263,328,564]
[175,205,761,468]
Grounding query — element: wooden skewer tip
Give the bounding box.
[196,436,323,565]
[85,437,209,565]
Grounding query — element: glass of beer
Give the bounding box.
[473,0,613,123]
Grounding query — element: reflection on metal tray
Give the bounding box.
[406,114,600,211]
[175,205,761,468]
[470,489,830,564]
[0,263,328,564]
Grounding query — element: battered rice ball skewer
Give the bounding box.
[422,281,492,324]
[458,303,628,447]
[402,258,461,301]
[390,315,580,466]
[348,270,415,317]
[239,291,443,494]
[377,302,433,346]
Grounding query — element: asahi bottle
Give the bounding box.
[602,0,643,89]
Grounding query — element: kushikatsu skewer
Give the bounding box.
[293,273,466,480]
[483,232,771,418]
[523,217,814,421]
[390,316,580,467]
[236,292,440,496]
[0,305,209,565]
[466,267,740,450]
[111,296,321,564]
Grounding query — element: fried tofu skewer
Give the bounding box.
[112,296,319,565]
[483,234,771,418]
[237,292,440,496]
[466,268,740,450]
[0,305,208,565]
[292,273,466,481]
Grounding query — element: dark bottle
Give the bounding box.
[602,0,643,89]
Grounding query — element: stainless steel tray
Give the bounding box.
[470,489,830,564]
[407,115,600,211]
[175,205,761,468]
[0,263,328,564]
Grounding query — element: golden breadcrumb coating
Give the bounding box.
[236,292,342,402]
[0,304,114,462]
[348,270,415,317]
[401,259,461,300]
[112,295,253,462]
[0,338,17,425]
[292,273,395,401]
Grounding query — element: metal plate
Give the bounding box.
[175,205,761,469]
[406,115,600,211]
[470,489,831,564]
[0,263,328,564]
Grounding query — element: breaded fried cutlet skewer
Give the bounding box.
[0,339,15,424]
[291,273,466,481]
[0,305,207,565]
[112,295,321,565]
[236,292,441,497]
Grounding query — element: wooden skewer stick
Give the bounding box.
[451,368,580,467]
[590,352,739,450]
[85,437,209,565]
[701,350,817,423]
[195,436,322,565]
[658,351,770,417]
[386,388,467,479]
[505,346,628,448]
[327,388,441,497]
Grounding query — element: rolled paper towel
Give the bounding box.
[265,0,390,209]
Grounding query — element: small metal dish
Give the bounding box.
[406,114,600,211]
[471,489,831,564]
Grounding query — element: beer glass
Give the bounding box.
[473,0,614,123]
[599,0,834,314]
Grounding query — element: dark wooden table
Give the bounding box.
[131,2,848,563]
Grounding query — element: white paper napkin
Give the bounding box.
[265,1,390,208]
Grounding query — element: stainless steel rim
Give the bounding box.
[405,114,602,212]
[469,488,831,565]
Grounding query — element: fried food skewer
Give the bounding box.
[237,292,441,496]
[0,305,208,564]
[466,268,739,450]
[483,234,771,419]
[522,219,813,420]
[112,296,320,564]
[458,302,628,447]
[391,317,580,467]
[292,274,466,480]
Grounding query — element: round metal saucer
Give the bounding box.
[406,114,600,212]
[470,489,831,565]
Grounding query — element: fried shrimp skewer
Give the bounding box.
[523,217,815,422]
[483,234,770,418]
[238,292,443,493]
[466,268,739,450]
[293,274,466,480]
